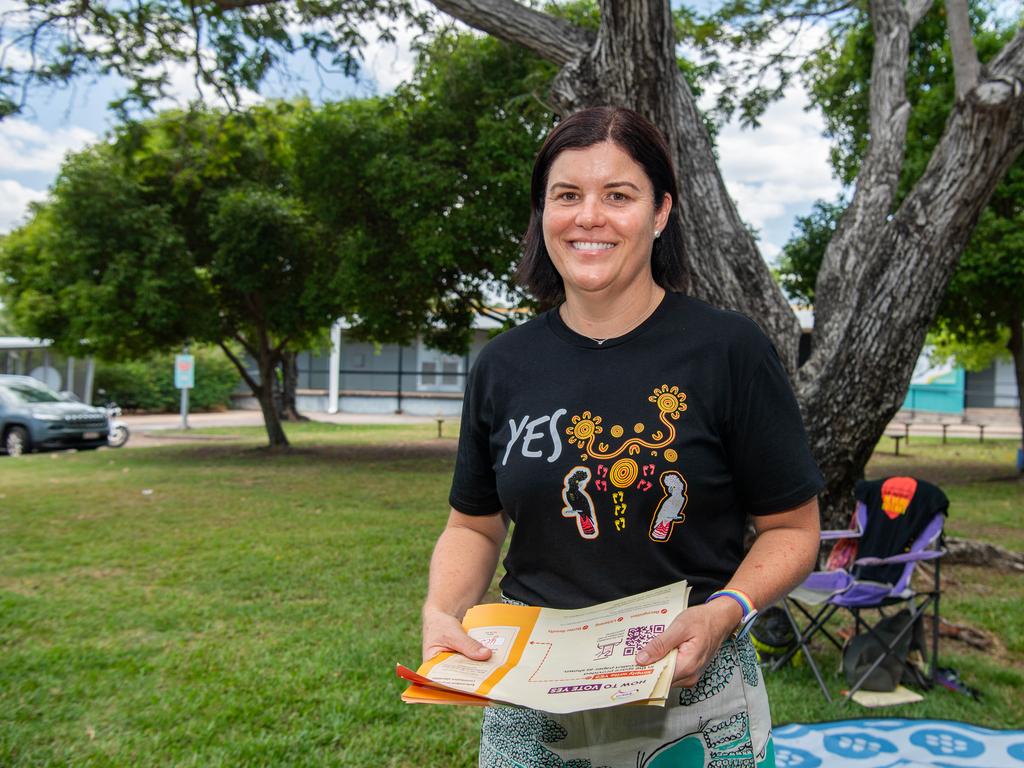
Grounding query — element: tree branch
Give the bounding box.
[982,23,1024,94]
[429,0,593,66]
[219,339,261,395]
[188,0,233,109]
[210,0,285,11]
[945,0,981,99]
[809,0,913,352]
[272,334,291,355]
[463,294,514,326]
[232,331,258,360]
[905,0,933,28]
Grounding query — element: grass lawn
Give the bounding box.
[1,424,1022,766]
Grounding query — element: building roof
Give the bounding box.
[0,337,51,350]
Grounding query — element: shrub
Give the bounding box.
[95,347,240,411]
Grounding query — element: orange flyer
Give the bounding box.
[398,581,689,714]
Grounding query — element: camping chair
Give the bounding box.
[769,476,948,702]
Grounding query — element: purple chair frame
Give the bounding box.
[771,499,946,702]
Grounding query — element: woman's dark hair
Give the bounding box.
[517,106,689,306]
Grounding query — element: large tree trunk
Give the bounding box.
[431,0,1024,526]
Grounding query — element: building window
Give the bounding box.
[420,361,437,386]
[417,342,463,392]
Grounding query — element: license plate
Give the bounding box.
[83,432,100,440]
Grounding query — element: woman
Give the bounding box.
[421,106,823,768]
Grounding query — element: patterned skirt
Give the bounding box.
[478,633,776,768]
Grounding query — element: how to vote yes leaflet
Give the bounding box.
[397,581,690,714]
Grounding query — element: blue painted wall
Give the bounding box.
[902,366,965,414]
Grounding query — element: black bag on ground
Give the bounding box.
[750,606,796,665]
[842,609,927,692]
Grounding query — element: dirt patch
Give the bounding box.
[287,441,458,462]
[867,457,1019,486]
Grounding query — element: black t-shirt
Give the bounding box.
[449,292,824,609]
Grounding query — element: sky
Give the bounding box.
[0,10,844,268]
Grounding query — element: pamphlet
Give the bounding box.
[397,580,689,714]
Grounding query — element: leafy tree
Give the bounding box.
[1,160,202,355]
[776,199,846,305]
[291,31,555,353]
[291,12,712,355]
[928,327,1010,372]
[781,4,1024,466]
[1,32,556,445]
[0,104,340,447]
[0,301,16,335]
[932,167,1024,459]
[2,0,1024,523]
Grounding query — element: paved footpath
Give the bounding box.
[121,407,1021,448]
[120,410,440,447]
[886,408,1022,440]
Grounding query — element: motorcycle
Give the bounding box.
[105,403,130,448]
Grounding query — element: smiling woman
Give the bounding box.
[542,141,671,326]
[421,107,824,768]
[518,107,689,321]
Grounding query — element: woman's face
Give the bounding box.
[542,140,671,302]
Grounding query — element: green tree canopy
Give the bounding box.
[1,31,559,444]
[775,199,846,305]
[291,30,555,353]
[0,103,341,447]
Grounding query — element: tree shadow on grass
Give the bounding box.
[867,455,1020,486]
[153,440,459,466]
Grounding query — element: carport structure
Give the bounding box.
[0,337,96,403]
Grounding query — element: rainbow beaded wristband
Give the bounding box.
[705,588,759,640]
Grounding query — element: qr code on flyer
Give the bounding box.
[623,624,666,656]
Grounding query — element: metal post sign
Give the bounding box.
[174,354,195,389]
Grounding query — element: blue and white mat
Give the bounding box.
[774,719,1024,767]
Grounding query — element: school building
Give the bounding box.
[3,325,1018,419]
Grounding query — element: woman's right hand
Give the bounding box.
[421,606,493,663]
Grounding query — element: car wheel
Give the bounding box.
[5,426,30,457]
[108,425,129,448]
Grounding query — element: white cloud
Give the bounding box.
[725,178,838,231]
[149,57,265,112]
[0,179,46,233]
[358,20,421,94]
[1,44,34,71]
[714,87,842,256]
[716,90,836,187]
[759,240,781,263]
[682,18,843,257]
[0,119,97,174]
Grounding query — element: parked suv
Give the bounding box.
[0,375,109,456]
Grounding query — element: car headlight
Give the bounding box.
[31,411,63,421]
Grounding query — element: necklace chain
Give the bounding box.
[562,290,663,345]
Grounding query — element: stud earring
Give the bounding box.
[654,229,661,238]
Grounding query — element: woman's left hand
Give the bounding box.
[635,600,740,687]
